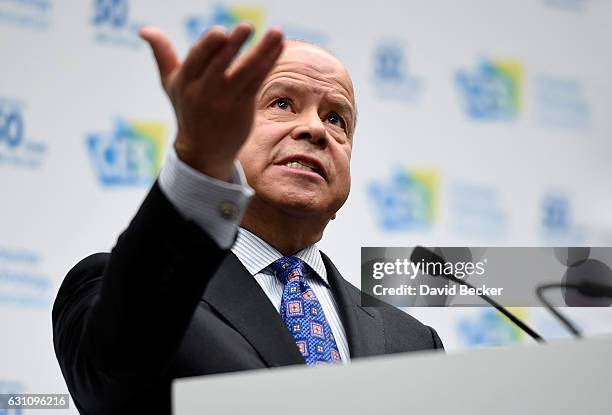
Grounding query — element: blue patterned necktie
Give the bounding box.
[271,256,342,365]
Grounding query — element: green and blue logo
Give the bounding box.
[458,308,527,347]
[86,118,166,187]
[455,59,523,120]
[368,168,439,231]
[185,3,265,46]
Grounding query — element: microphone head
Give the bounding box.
[409,246,481,306]
[577,282,612,298]
[562,259,612,306]
[554,247,591,267]
[410,246,444,274]
[409,247,450,305]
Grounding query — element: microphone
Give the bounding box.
[536,251,612,338]
[574,281,612,298]
[410,246,545,343]
[536,283,612,338]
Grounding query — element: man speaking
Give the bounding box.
[52,23,443,414]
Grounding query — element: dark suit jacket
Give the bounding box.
[52,182,443,415]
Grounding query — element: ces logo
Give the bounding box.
[455,59,523,121]
[0,99,46,169]
[368,168,439,231]
[85,118,166,187]
[184,4,265,45]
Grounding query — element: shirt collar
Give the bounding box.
[231,227,329,286]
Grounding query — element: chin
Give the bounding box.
[278,196,327,217]
[253,179,347,217]
[257,190,327,217]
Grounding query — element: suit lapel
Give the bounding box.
[201,252,305,367]
[321,252,386,358]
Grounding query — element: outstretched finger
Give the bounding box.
[227,28,284,93]
[181,26,228,81]
[241,42,284,97]
[139,26,180,86]
[199,23,253,84]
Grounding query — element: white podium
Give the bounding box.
[173,335,612,415]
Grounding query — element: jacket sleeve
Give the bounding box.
[52,181,232,414]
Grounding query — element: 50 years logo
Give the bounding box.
[0,98,46,169]
[91,0,145,47]
[372,40,423,103]
[92,0,129,28]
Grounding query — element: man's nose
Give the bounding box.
[290,112,327,148]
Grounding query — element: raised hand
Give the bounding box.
[139,23,284,181]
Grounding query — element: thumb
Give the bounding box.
[139,26,180,85]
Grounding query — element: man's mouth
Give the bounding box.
[285,160,319,173]
[276,155,327,180]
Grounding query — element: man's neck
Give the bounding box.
[240,199,329,256]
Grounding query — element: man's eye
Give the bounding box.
[327,112,346,129]
[272,98,291,110]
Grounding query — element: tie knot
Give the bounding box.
[271,256,305,285]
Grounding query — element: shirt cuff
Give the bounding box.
[158,146,254,249]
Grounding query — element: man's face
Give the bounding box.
[238,42,356,220]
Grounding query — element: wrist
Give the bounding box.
[174,139,234,182]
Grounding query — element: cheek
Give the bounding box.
[334,145,352,178]
[331,145,352,195]
[237,141,268,186]
[238,119,292,177]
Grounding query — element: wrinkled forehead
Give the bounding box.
[264,42,355,106]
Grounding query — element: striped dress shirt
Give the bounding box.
[159,147,351,363]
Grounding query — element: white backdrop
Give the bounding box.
[1,0,612,413]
